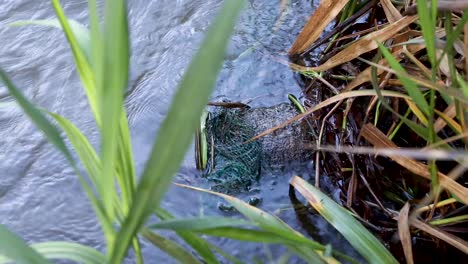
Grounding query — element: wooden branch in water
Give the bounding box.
[207,101,250,109]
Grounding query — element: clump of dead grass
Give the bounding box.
[263,0,468,262]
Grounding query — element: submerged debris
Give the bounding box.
[197,103,312,194]
[205,107,261,193]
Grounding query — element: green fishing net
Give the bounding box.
[204,108,261,193]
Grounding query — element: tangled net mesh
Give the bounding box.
[205,108,261,193]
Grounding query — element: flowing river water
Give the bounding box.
[0,0,359,262]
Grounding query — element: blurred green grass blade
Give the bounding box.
[29,242,106,264]
[47,112,101,184]
[436,12,468,70]
[8,19,91,60]
[51,0,99,120]
[290,246,328,264]
[87,0,136,219]
[457,74,468,100]
[99,0,130,223]
[291,176,398,264]
[47,112,133,245]
[115,114,137,210]
[416,0,436,67]
[140,229,201,264]
[149,217,250,230]
[198,227,298,243]
[0,69,114,246]
[131,238,143,264]
[87,0,103,81]
[196,228,331,264]
[154,209,220,264]
[0,225,50,264]
[176,185,354,263]
[377,42,430,116]
[109,1,245,262]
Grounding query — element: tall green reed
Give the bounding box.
[0,0,244,262]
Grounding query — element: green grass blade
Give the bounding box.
[149,217,250,231]
[46,111,131,247]
[155,221,329,256]
[109,1,245,262]
[87,0,103,81]
[29,242,106,264]
[51,0,99,121]
[47,112,101,184]
[115,113,137,211]
[154,209,220,264]
[291,176,398,264]
[457,74,468,100]
[416,0,436,67]
[98,0,131,224]
[0,69,114,250]
[140,229,201,264]
[89,0,136,232]
[176,185,355,263]
[377,42,430,116]
[0,225,50,264]
[195,228,330,264]
[198,227,298,243]
[8,19,91,60]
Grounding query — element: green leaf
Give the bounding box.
[115,114,137,209]
[51,0,99,120]
[140,229,201,264]
[154,209,220,264]
[290,176,398,264]
[0,224,50,264]
[0,68,113,253]
[377,42,430,116]
[416,0,436,67]
[98,0,131,223]
[176,185,355,263]
[47,111,134,251]
[109,1,245,262]
[47,111,101,185]
[149,217,250,231]
[194,227,333,264]
[9,19,91,60]
[196,227,299,243]
[30,242,105,264]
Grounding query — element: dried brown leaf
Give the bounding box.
[361,124,468,204]
[398,203,414,264]
[305,144,467,160]
[246,90,411,143]
[436,49,451,78]
[412,219,468,254]
[380,0,403,23]
[351,56,468,103]
[289,0,350,55]
[434,107,462,134]
[343,30,446,92]
[295,16,417,72]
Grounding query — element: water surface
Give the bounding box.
[0,0,357,262]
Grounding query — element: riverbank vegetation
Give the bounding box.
[0,0,466,263]
[284,0,468,262]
